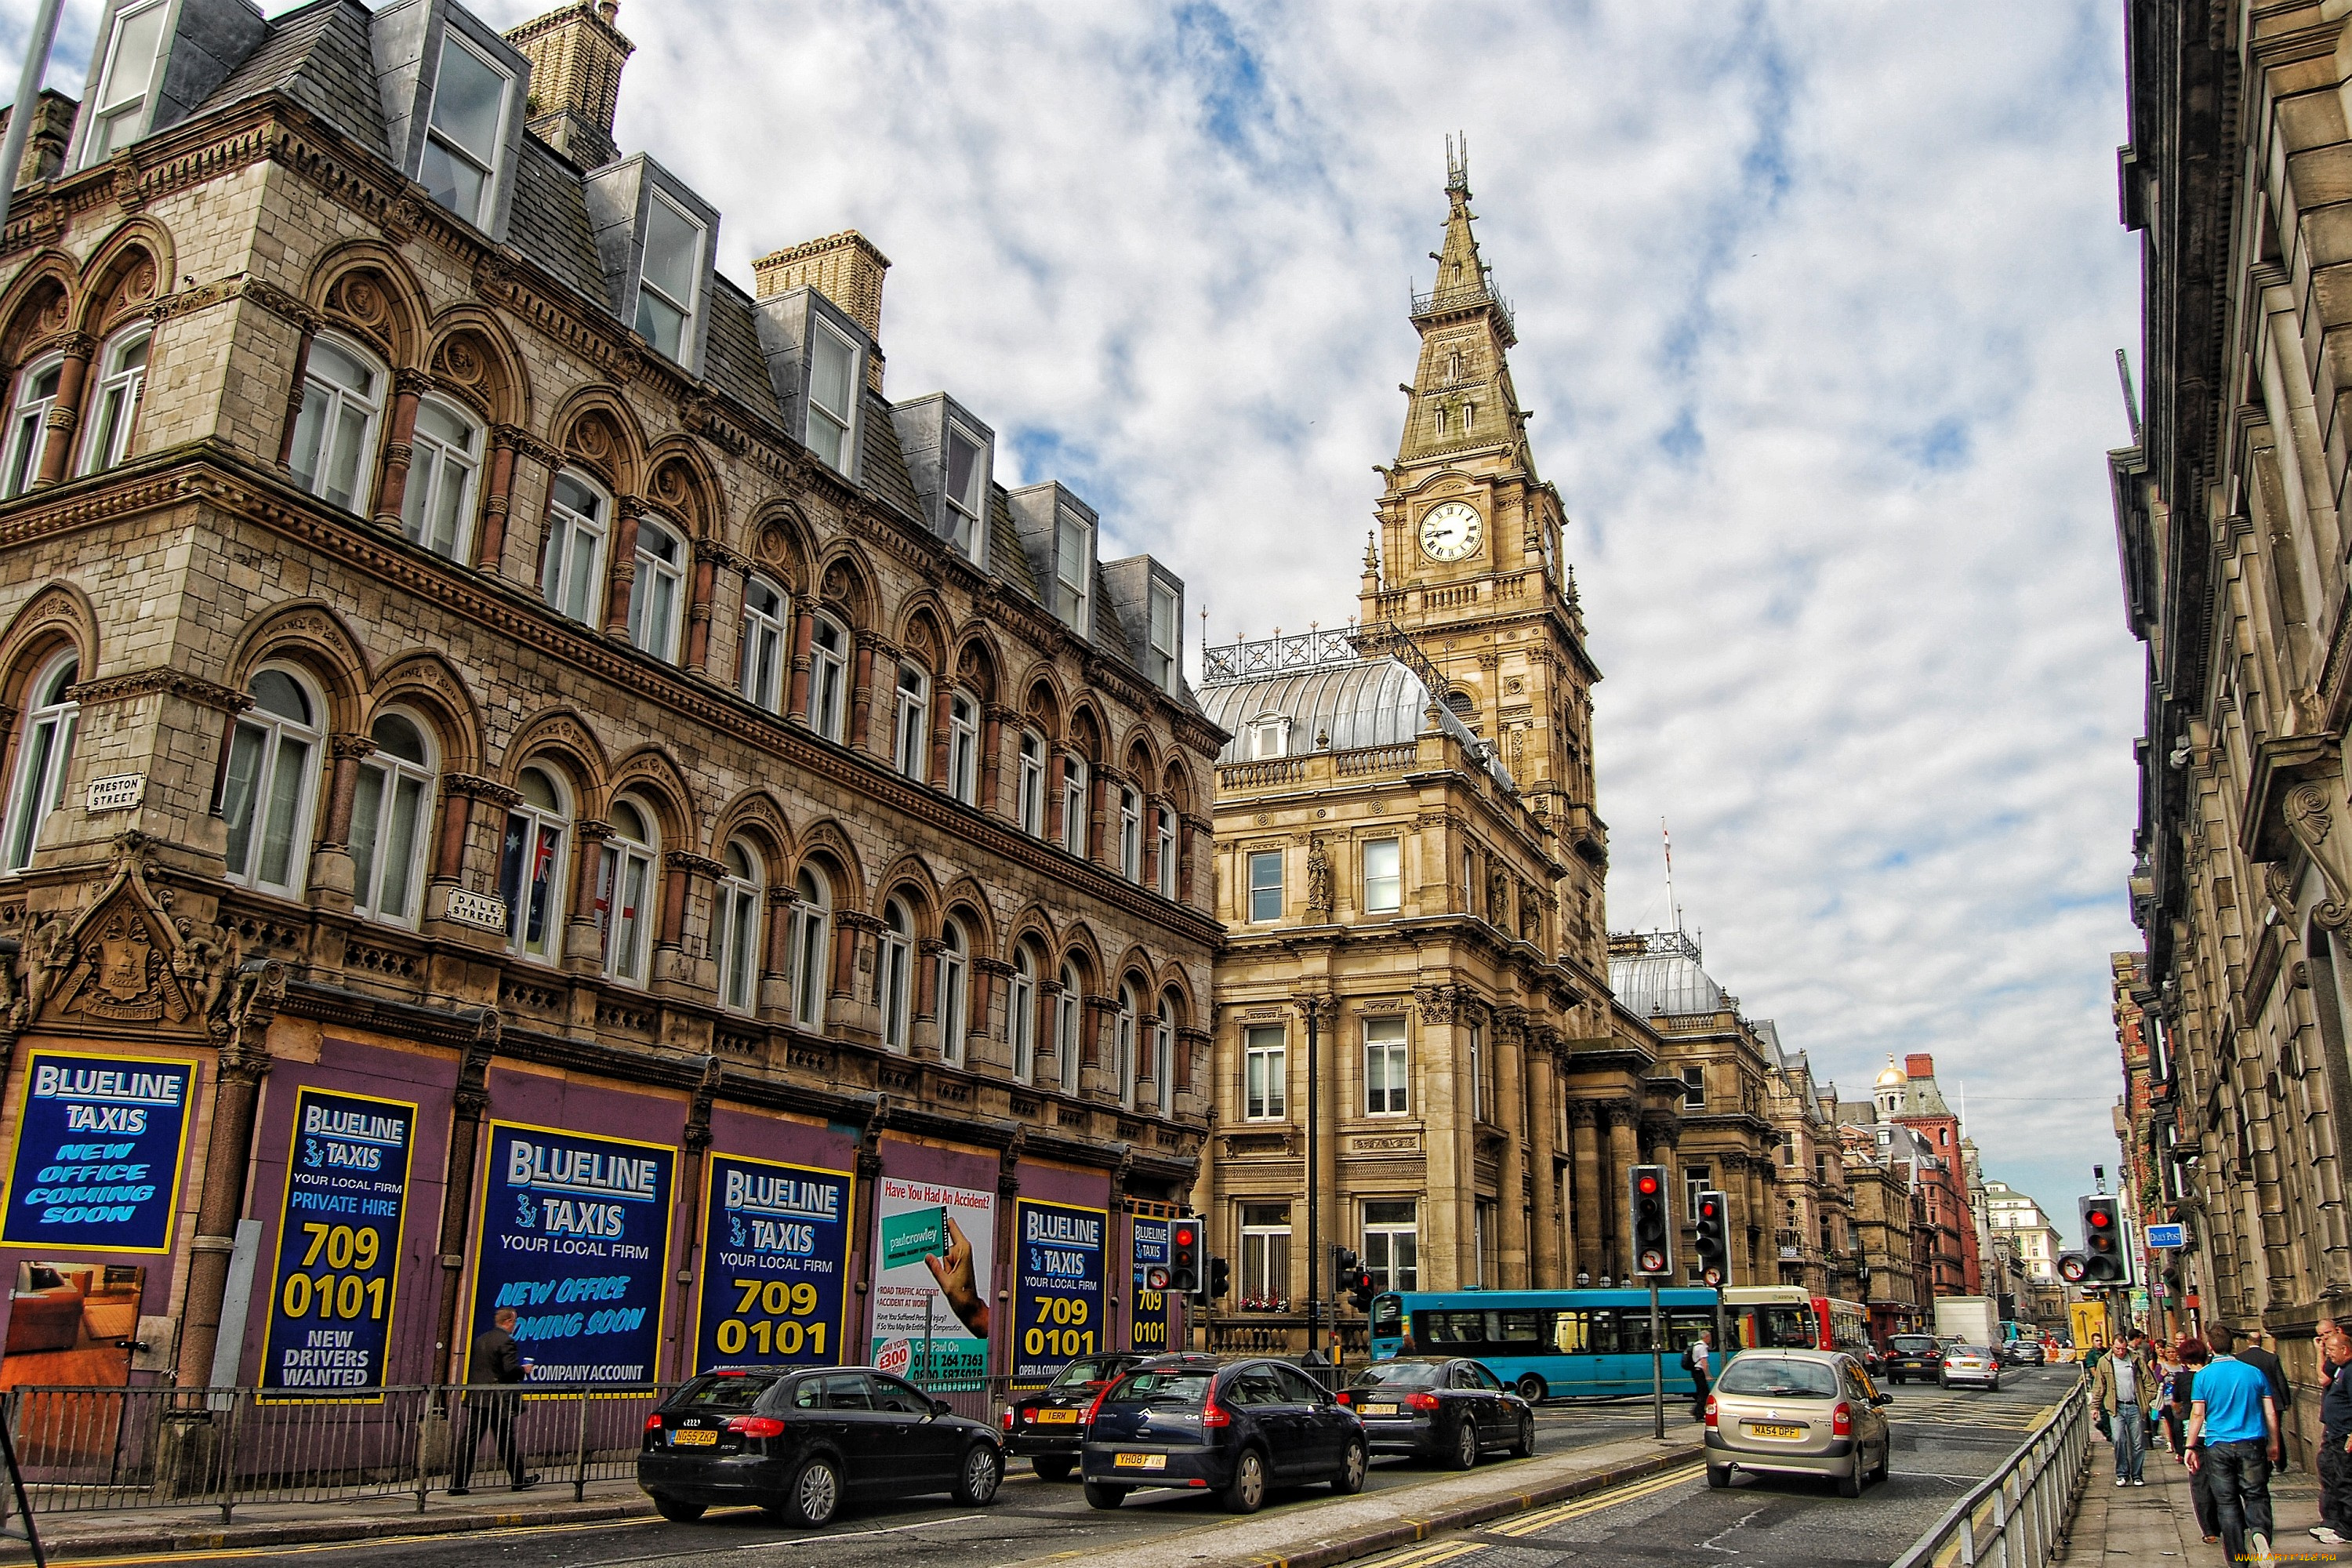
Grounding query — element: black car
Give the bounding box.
[1002,1353,1152,1479]
[2001,1338,2047,1367]
[1080,1354,1367,1514]
[1882,1334,1944,1385]
[638,1366,1004,1527]
[1341,1356,1534,1468]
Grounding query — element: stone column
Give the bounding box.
[928,681,953,787]
[848,634,886,757]
[915,936,946,1059]
[786,595,818,724]
[1045,751,1068,846]
[1417,986,1468,1291]
[371,368,429,530]
[432,772,514,887]
[308,730,375,907]
[659,850,720,988]
[1570,1101,1602,1283]
[831,909,881,1040]
[563,818,614,970]
[604,497,645,639]
[684,537,725,674]
[1526,1040,1563,1287]
[33,332,93,487]
[275,327,316,472]
[1495,1008,1530,1288]
[474,426,527,572]
[971,956,1011,1073]
[1605,1100,1639,1283]
[174,963,282,1388]
[982,703,1013,817]
[760,885,799,1019]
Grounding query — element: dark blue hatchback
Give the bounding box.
[1080,1355,1367,1515]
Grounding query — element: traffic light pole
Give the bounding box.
[1650,1280,1664,1439]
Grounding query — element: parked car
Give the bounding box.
[1080,1354,1368,1514]
[2001,1338,2046,1367]
[1882,1334,1943,1385]
[638,1366,1004,1527]
[1003,1353,1153,1480]
[1940,1345,2002,1391]
[1338,1356,1535,1468]
[1704,1348,1893,1497]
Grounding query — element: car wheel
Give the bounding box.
[1706,1465,1731,1490]
[1512,1414,1535,1458]
[1083,1481,1128,1510]
[786,1454,843,1527]
[1450,1417,1480,1471]
[1871,1444,1891,1483]
[652,1494,706,1523]
[1515,1374,1547,1404]
[1332,1438,1367,1495]
[1837,1464,1864,1500]
[1032,1455,1074,1483]
[955,1444,1004,1505]
[1222,1448,1268,1514]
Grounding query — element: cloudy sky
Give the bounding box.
[9,0,2143,1239]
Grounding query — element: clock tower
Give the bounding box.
[1363,142,1602,857]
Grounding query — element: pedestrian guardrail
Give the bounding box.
[1889,1368,2092,1568]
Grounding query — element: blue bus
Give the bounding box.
[1367,1286,1825,1401]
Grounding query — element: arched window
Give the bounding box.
[947,693,979,805]
[2,354,62,499]
[1115,983,1139,1111]
[499,765,569,964]
[289,334,383,510]
[2,649,77,872]
[350,710,434,925]
[1432,404,1447,437]
[1008,944,1040,1083]
[1119,786,1142,881]
[789,866,830,1030]
[877,897,914,1052]
[78,327,149,475]
[1016,731,1045,835]
[1062,755,1088,856]
[893,662,928,779]
[1461,401,1475,432]
[1446,348,1462,379]
[1153,999,1175,1116]
[222,667,323,897]
[739,576,789,712]
[1055,962,1082,1094]
[808,614,849,742]
[598,797,659,985]
[715,840,761,1015]
[541,470,609,625]
[938,917,969,1068]
[628,518,686,661]
[1155,806,1177,898]
[401,396,481,561]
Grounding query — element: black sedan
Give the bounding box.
[1081,1354,1367,1513]
[1340,1356,1534,1468]
[1882,1334,1944,1385]
[638,1366,1004,1527]
[1002,1353,1152,1479]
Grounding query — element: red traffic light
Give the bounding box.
[1698,1199,1718,1218]
[2087,1210,2112,1229]
[1637,1174,1660,1196]
[1175,1225,1196,1247]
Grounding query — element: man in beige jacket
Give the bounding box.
[2095,1331,2160,1486]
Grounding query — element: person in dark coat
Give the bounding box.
[450,1307,538,1495]
[2238,1329,2295,1473]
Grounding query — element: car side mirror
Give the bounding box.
[931,1398,953,1417]
[1873,1393,1893,1406]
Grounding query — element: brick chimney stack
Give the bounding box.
[505,1,634,172]
[753,231,892,392]
[1905,1053,1935,1079]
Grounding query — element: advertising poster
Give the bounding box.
[869,1175,993,1384]
[468,1121,673,1384]
[259,1087,416,1400]
[1011,1198,1107,1386]
[0,1050,195,1253]
[693,1153,854,1374]
[1130,1216,1174,1354]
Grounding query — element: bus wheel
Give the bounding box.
[1515,1374,1547,1404]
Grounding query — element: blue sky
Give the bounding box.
[1,0,2144,1240]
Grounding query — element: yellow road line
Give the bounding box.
[1344,1541,1486,1568]
[1485,1462,1704,1537]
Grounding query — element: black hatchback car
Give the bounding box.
[1882,1334,1944,1385]
[2001,1338,2047,1367]
[1003,1353,1152,1479]
[638,1367,1004,1527]
[1080,1355,1367,1514]
[1341,1357,1535,1468]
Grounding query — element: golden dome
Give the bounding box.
[1874,1057,1906,1091]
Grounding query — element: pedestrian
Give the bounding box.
[2095,1330,2157,1486]
[2310,1317,2352,1548]
[2186,1323,2279,1566]
[450,1307,539,1496]
[2238,1327,2296,1473]
[2176,1336,2220,1542]
[2154,1339,2186,1460]
[1684,1330,1712,1422]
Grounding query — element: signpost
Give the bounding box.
[2145,1222,2187,1249]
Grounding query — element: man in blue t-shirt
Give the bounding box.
[2187,1324,2281,1566]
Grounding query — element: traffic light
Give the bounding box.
[1630,1165,1675,1279]
[1169,1215,1202,1294]
[1692,1189,1730,1287]
[1334,1245,1360,1300]
[1208,1254,1231,1299]
[1348,1265,1376,1313]
[2079,1196,2127,1285]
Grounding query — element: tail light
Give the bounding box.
[1406,1392,1441,1411]
[644,1414,663,1432]
[1201,1396,1232,1428]
[1001,1408,1015,1431]
[1336,1390,1352,1405]
[1083,1388,1111,1425]
[1831,1402,1852,1438]
[724,1415,787,1439]
[1704,1396,1718,1428]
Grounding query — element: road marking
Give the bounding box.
[1485,1463,1705,1537]
[738,1513,985,1548]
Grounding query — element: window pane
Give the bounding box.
[308,339,372,394]
[635,289,685,360]
[349,764,385,906]
[220,723,266,873]
[809,330,854,419]
[430,37,507,158]
[1364,839,1401,911]
[258,732,311,887]
[98,4,164,113]
[381,772,425,920]
[325,402,369,510]
[642,197,700,305]
[6,723,57,869]
[805,408,844,470]
[420,138,487,222]
[945,426,982,513]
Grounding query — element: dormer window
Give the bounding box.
[635,193,703,361]
[806,322,858,471]
[1149,582,1180,692]
[422,32,511,227]
[84,2,165,166]
[1055,509,1092,633]
[943,423,986,557]
[1247,713,1290,760]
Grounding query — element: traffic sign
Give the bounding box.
[2146,1222,2187,1249]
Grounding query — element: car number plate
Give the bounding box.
[1744,1422,1805,1441]
[1359,1403,1399,1417]
[1112,1452,1167,1470]
[1036,1409,1077,1425]
[670,1428,717,1446]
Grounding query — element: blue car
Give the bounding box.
[1080,1354,1368,1514]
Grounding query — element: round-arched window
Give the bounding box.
[499,764,571,964]
[601,797,659,985]
[716,840,762,1015]
[2,648,78,873]
[223,667,324,897]
[352,710,437,925]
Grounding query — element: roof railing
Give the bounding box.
[1199,619,1446,699]
[1410,282,1515,341]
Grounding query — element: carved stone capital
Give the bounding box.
[328,731,377,761]
[663,850,726,880]
[442,771,522,807]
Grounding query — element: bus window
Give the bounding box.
[1759,1306,1814,1348]
[1417,1311,1488,1348]
[1667,1309,1715,1352]
[1371,1295,1403,1340]
[1552,1309,1616,1355]
[1491,1311,1548,1347]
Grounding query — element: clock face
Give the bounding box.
[1419,501,1483,562]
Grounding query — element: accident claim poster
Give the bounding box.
[1011,1198,1106,1386]
[869,1176,994,1384]
[692,1153,854,1373]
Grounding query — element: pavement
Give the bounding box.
[2071,1428,2343,1568]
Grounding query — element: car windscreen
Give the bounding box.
[1948,1345,1987,1358]
[1051,1358,1118,1388]
[1715,1359,1839,1399]
[673,1372,786,1410]
[1352,1361,1441,1388]
[1889,1337,1936,1353]
[1106,1370,1211,1406]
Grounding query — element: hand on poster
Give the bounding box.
[923,1214,990,1339]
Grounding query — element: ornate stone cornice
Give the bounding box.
[68,665,249,713]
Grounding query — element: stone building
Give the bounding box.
[1834,1111,1926,1343]
[0,0,1220,1402]
[1757,1030,1856,1298]
[1869,1054,1981,1298]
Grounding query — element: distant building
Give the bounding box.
[1875,1054,1983,1297]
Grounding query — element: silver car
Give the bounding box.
[1940,1344,2001,1391]
[1704,1349,1893,1497]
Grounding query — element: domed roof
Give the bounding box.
[1197,654,1515,791]
[1874,1056,1906,1090]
